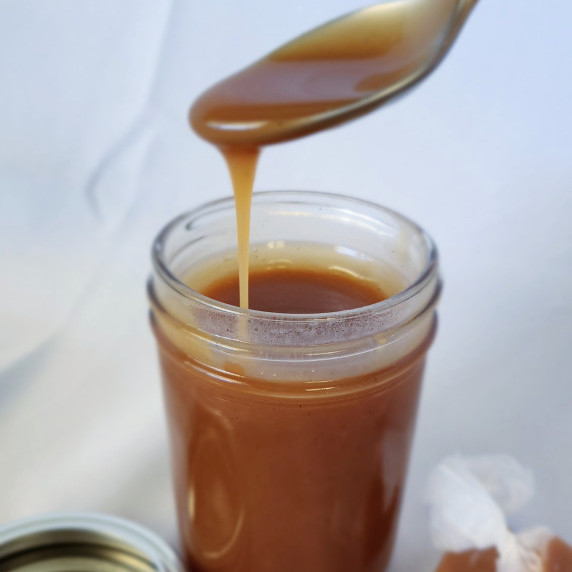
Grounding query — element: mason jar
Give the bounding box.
[148,191,440,572]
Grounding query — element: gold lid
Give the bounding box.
[0,514,185,572]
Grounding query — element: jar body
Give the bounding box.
[149,191,440,572]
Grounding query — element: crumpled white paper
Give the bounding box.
[426,455,553,572]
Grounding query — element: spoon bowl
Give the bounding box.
[190,0,479,147]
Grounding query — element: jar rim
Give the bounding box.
[0,513,184,572]
[151,190,439,326]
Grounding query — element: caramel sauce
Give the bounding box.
[220,147,259,308]
[158,319,429,572]
[202,265,387,313]
[190,0,458,147]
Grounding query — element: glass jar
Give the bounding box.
[149,191,440,572]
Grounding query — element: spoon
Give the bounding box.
[190,0,479,147]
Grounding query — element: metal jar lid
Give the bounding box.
[0,513,186,572]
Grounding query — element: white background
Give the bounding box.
[0,0,570,570]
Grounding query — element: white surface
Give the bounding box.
[0,0,571,570]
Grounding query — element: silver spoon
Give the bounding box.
[191,0,480,147]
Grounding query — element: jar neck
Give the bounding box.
[149,191,440,381]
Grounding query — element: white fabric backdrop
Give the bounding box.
[0,1,571,570]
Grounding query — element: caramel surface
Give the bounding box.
[202,265,387,313]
